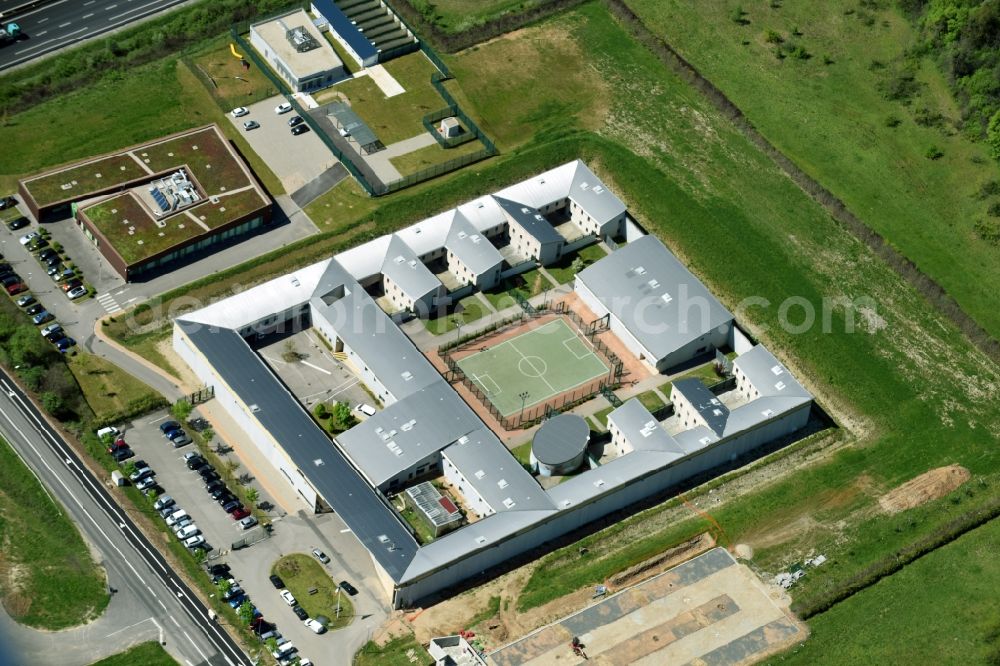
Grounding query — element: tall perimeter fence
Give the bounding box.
[439,303,625,430]
[230,11,497,197]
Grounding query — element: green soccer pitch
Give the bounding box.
[456,318,611,417]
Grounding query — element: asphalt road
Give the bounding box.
[0,0,188,71]
[0,367,252,666]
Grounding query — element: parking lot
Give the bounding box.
[114,407,388,665]
[228,97,339,193]
[256,329,373,414]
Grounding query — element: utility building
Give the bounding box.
[250,9,345,92]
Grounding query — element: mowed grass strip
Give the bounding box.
[90,641,178,666]
[67,352,165,422]
[0,437,108,629]
[272,554,353,630]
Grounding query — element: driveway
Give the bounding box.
[229,98,339,193]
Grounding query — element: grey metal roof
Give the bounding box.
[673,378,730,436]
[492,196,563,246]
[532,414,589,465]
[381,234,442,302]
[177,320,418,581]
[576,235,733,362]
[311,0,378,61]
[326,102,379,150]
[445,212,503,276]
[442,427,552,513]
[606,399,685,454]
[732,345,811,399]
[335,380,482,488]
[567,161,626,225]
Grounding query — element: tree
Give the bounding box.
[172,399,193,421]
[200,428,214,445]
[570,257,586,274]
[988,109,1000,161]
[123,461,138,478]
[313,402,329,420]
[41,391,66,418]
[216,577,232,596]
[244,487,259,506]
[264,637,279,653]
[237,600,255,625]
[730,5,747,24]
[330,402,356,432]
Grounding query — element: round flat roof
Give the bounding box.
[532,414,590,465]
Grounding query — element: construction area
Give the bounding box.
[488,549,805,666]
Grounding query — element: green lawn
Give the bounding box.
[90,642,178,666]
[772,517,1000,665]
[628,0,1000,339]
[636,389,665,413]
[68,352,166,422]
[354,633,433,666]
[325,52,446,145]
[0,437,108,629]
[389,137,487,177]
[407,0,549,33]
[510,441,533,470]
[188,37,279,112]
[272,554,353,630]
[543,242,609,284]
[423,294,489,335]
[399,505,438,544]
[482,269,554,311]
[24,154,147,207]
[658,362,725,397]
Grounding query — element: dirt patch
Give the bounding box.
[608,532,715,588]
[879,465,971,514]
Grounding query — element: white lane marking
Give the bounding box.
[35,30,47,36]
[15,0,70,20]
[108,0,165,22]
[58,22,70,28]
[105,616,155,637]
[14,26,86,55]
[106,3,118,9]
[301,360,332,375]
[182,629,211,665]
[170,614,181,627]
[83,13,94,19]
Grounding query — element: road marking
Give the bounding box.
[301,360,332,375]
[83,13,94,19]
[106,3,118,9]
[182,629,212,665]
[38,17,48,23]
[105,616,155,638]
[340,528,352,533]
[108,0,164,22]
[58,22,70,28]
[97,292,123,314]
[35,30,47,36]
[170,614,181,627]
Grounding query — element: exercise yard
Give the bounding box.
[456,318,610,417]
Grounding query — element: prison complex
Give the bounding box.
[173,160,813,607]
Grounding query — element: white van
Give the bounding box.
[166,509,188,527]
[175,524,199,540]
[96,426,120,440]
[355,403,376,417]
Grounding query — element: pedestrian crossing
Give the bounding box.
[97,292,123,315]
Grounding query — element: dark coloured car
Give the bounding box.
[56,337,76,353]
[186,456,206,470]
[45,255,62,268]
[231,506,251,520]
[45,263,62,276]
[160,420,182,436]
[61,278,82,292]
[287,115,304,127]
[2,274,22,287]
[222,499,241,513]
[38,248,58,260]
[268,574,284,589]
[199,469,219,483]
[16,294,35,308]
[111,447,134,462]
[205,480,225,495]
[216,492,237,507]
[25,304,44,316]
[28,238,48,251]
[5,282,26,295]
[7,217,28,230]
[291,124,310,136]
[210,485,230,501]
[196,463,215,476]
[0,196,17,210]
[32,310,53,325]
[170,433,192,448]
[208,563,230,577]
[292,605,308,621]
[339,580,358,596]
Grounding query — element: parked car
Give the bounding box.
[275,102,292,114]
[216,492,237,507]
[158,505,177,519]
[291,606,308,621]
[45,264,62,276]
[339,580,359,596]
[291,124,310,136]
[184,534,206,549]
[15,294,35,308]
[67,286,87,300]
[0,195,17,210]
[227,593,247,608]
[166,510,188,527]
[40,323,62,338]
[205,480,225,495]
[55,268,75,282]
[153,495,175,511]
[304,618,326,634]
[5,281,26,295]
[38,248,58,260]
[231,506,251,520]
[269,574,285,589]
[207,563,230,577]
[160,420,181,436]
[55,337,76,353]
[45,255,61,267]
[106,438,127,453]
[175,524,199,540]
[28,238,47,251]
[242,120,260,131]
[6,217,28,230]
[25,304,44,316]
[111,447,134,462]
[312,548,330,564]
[199,470,220,484]
[279,589,296,606]
[231,106,249,118]
[61,278,83,292]
[196,463,215,476]
[168,428,189,442]
[129,466,154,482]
[135,477,157,491]
[238,516,258,530]
[185,455,206,470]
[18,231,39,246]
[32,310,53,325]
[287,115,304,127]
[210,486,230,501]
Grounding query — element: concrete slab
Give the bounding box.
[489,549,804,666]
[291,162,350,208]
[365,64,405,97]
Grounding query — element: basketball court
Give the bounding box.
[455,318,611,417]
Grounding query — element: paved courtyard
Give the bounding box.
[489,549,805,666]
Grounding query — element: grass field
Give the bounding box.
[457,318,610,416]
[91,641,178,666]
[628,0,1000,339]
[354,632,433,666]
[407,0,549,33]
[423,294,489,335]
[482,269,555,311]
[544,242,608,284]
[272,554,353,630]
[188,40,279,112]
[67,353,165,422]
[390,138,487,177]
[0,437,108,629]
[773,517,1000,665]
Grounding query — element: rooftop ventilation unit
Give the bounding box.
[502,498,516,509]
[593,185,604,194]
[635,266,647,275]
[474,470,485,479]
[580,182,590,190]
[401,371,413,381]
[774,381,786,391]
[378,535,390,543]
[313,458,324,466]
[770,365,784,376]
[593,479,605,488]
[661,293,673,305]
[761,409,775,417]
[249,404,261,413]
[648,279,660,289]
[475,536,487,545]
[457,435,470,445]
[520,207,530,214]
[699,436,712,445]
[457,231,467,239]
[285,25,320,53]
[394,256,405,264]
[640,421,658,437]
[497,479,509,489]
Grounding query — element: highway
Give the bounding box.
[0,367,251,666]
[0,0,188,71]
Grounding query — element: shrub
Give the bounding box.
[988,202,1000,218]
[925,146,944,160]
[313,402,329,420]
[885,115,902,127]
[764,29,783,44]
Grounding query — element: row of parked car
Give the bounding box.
[15,293,76,352]
[17,230,87,299]
[231,105,311,135]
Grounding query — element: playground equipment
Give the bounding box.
[0,22,22,46]
[229,42,243,59]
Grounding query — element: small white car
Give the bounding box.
[238,515,258,530]
[135,476,157,491]
[231,106,249,118]
[184,534,206,549]
[275,102,292,114]
[279,589,296,606]
[18,231,39,246]
[175,523,199,540]
[304,618,326,634]
[243,120,260,131]
[67,285,87,300]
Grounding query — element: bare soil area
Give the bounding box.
[878,465,971,514]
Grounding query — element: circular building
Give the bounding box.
[531,414,590,477]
